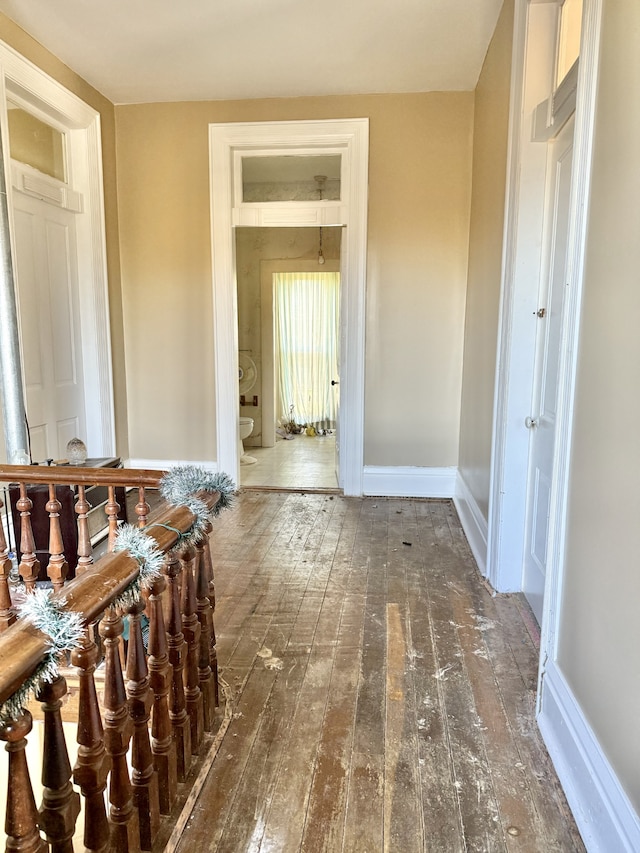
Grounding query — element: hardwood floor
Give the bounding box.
[240,434,338,490]
[169,491,584,853]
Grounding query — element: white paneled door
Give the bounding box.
[13,191,85,462]
[523,117,575,623]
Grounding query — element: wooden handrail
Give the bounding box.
[0,490,220,706]
[0,464,165,488]
[0,464,226,852]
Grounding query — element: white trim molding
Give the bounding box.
[0,40,115,457]
[209,119,369,496]
[454,472,488,576]
[538,661,640,852]
[362,466,456,499]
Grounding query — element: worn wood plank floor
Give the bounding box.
[172,491,584,853]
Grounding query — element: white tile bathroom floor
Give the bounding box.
[240,433,339,490]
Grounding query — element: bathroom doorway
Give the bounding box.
[209,118,368,493]
[236,226,342,489]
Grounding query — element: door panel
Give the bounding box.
[523,117,574,623]
[13,192,85,462]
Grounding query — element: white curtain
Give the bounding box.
[274,271,340,429]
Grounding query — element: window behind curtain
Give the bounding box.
[274,271,340,429]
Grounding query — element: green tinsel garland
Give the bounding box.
[0,466,235,723]
[0,590,84,723]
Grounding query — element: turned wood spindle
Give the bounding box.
[146,568,178,814]
[195,534,216,729]
[71,627,111,852]
[201,522,219,707]
[105,486,121,552]
[164,550,191,780]
[0,709,48,853]
[17,484,40,592]
[0,495,17,631]
[135,486,150,529]
[180,545,204,754]
[74,485,94,574]
[99,607,141,852]
[125,598,160,850]
[46,484,69,592]
[36,676,81,853]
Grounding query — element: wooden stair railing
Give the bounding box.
[0,465,223,852]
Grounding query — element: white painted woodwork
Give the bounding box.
[233,205,347,228]
[523,117,574,624]
[0,42,115,459]
[210,119,368,494]
[485,6,605,821]
[13,191,85,461]
[487,0,601,634]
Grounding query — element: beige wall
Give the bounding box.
[458,0,514,519]
[115,93,474,467]
[558,0,640,809]
[0,15,128,458]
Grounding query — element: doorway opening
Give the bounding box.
[235,226,341,490]
[209,118,369,494]
[274,271,340,435]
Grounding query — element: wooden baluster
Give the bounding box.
[0,709,48,852]
[46,484,69,592]
[71,628,110,853]
[195,534,215,729]
[99,607,141,852]
[0,496,17,631]
[36,676,81,853]
[125,599,160,850]
[180,545,204,754]
[201,522,219,707]
[105,486,121,552]
[135,486,150,529]
[164,550,191,780]
[147,569,178,814]
[17,484,40,592]
[75,485,94,573]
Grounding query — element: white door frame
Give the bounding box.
[487,0,603,662]
[209,119,369,493]
[0,41,115,457]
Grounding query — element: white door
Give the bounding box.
[12,191,86,462]
[523,117,575,623]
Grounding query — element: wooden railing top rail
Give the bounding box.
[0,463,165,488]
[0,488,220,707]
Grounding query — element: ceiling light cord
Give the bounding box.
[315,175,327,265]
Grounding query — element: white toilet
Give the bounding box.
[239,352,258,465]
[239,417,257,465]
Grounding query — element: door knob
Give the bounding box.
[525,416,538,429]
[331,379,339,386]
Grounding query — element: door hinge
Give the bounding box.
[536,307,546,318]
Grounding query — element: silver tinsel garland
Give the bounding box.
[112,523,166,610]
[0,466,235,723]
[0,590,84,722]
[160,466,235,545]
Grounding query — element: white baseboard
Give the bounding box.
[125,458,219,473]
[453,471,488,575]
[362,466,456,498]
[538,660,640,852]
